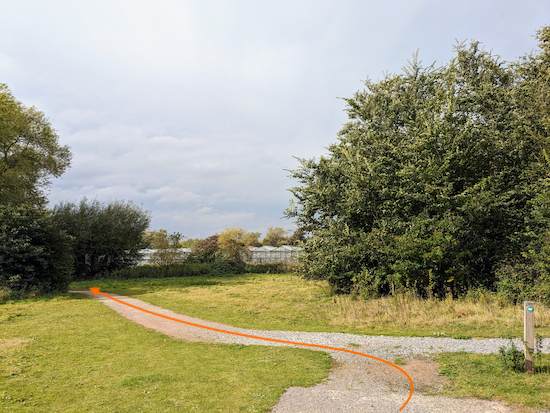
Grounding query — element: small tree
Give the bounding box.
[148,229,185,266]
[190,234,220,263]
[262,226,289,247]
[0,204,73,298]
[218,227,260,261]
[53,198,151,280]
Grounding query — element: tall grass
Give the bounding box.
[331,289,550,337]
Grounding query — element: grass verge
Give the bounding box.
[71,273,550,338]
[436,352,550,411]
[0,293,331,412]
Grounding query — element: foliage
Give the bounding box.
[498,335,525,373]
[261,226,289,247]
[495,261,550,305]
[218,227,260,261]
[107,263,211,279]
[285,28,550,297]
[146,228,185,266]
[189,234,220,263]
[287,229,307,246]
[52,198,151,280]
[0,84,71,207]
[210,250,246,275]
[0,204,73,298]
[244,262,297,274]
[180,237,201,248]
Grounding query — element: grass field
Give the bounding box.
[3,273,550,412]
[71,273,550,338]
[0,293,331,412]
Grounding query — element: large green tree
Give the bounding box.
[53,198,151,280]
[0,84,71,207]
[285,27,550,299]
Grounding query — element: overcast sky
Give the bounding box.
[1,1,548,239]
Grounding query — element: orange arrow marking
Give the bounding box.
[89,287,414,410]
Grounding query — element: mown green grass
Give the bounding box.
[0,293,331,412]
[436,352,550,411]
[71,273,550,338]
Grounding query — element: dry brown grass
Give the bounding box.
[0,338,29,356]
[331,291,550,337]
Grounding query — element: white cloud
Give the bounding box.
[5,0,549,237]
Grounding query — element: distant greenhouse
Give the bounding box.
[247,245,302,263]
[137,248,191,266]
[137,245,302,265]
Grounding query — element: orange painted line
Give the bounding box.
[89,287,414,410]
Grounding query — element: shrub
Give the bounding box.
[108,263,211,280]
[284,28,550,297]
[0,204,73,298]
[244,262,297,274]
[210,251,246,275]
[496,262,550,305]
[498,335,525,373]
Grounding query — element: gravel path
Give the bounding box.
[71,290,550,413]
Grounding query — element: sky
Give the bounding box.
[1,0,548,239]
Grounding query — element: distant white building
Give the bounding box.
[247,245,302,263]
[136,245,302,265]
[137,248,191,265]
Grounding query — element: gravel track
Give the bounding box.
[71,290,550,413]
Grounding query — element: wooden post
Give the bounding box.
[524,301,535,374]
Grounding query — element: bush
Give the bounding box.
[498,336,525,373]
[0,204,73,298]
[244,262,297,274]
[496,262,550,305]
[108,263,212,280]
[210,251,246,275]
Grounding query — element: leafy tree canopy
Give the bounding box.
[190,234,220,263]
[218,227,260,261]
[262,226,289,247]
[0,84,71,207]
[180,237,201,248]
[285,27,550,298]
[52,198,151,280]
